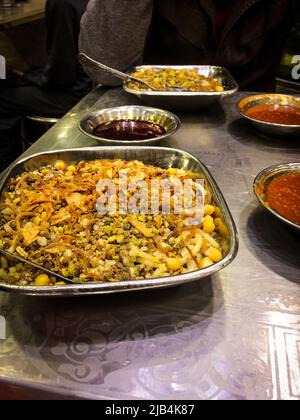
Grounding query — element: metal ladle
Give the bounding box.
[78,53,191,92]
[79,53,156,91]
[0,248,84,285]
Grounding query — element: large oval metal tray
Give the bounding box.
[0,147,238,296]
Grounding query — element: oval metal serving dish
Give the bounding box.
[238,94,300,137]
[79,105,181,145]
[0,147,238,297]
[124,66,238,111]
[254,162,300,232]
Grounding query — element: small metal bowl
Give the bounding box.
[254,162,300,233]
[79,105,181,145]
[238,94,300,137]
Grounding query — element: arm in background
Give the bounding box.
[79,0,154,86]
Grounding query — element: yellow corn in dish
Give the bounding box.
[128,68,224,92]
[0,159,229,286]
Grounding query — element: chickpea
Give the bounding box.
[55,160,66,171]
[206,247,222,263]
[202,216,215,234]
[204,204,215,216]
[34,274,51,286]
[215,218,229,239]
[166,258,182,271]
[67,165,76,173]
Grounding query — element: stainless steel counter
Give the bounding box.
[0,88,299,400]
[0,0,46,27]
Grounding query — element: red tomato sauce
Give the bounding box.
[267,173,300,225]
[246,105,300,125]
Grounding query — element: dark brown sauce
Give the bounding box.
[93,120,166,141]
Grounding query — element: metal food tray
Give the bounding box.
[124,65,239,111]
[0,147,238,297]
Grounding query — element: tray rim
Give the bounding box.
[123,65,239,97]
[0,146,239,296]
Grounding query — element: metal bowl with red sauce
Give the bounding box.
[254,162,300,233]
[267,173,300,226]
[238,94,300,137]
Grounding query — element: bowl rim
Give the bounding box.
[253,162,300,231]
[237,93,300,129]
[79,105,182,144]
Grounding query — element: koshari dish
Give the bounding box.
[128,68,224,92]
[0,159,229,287]
[266,173,300,225]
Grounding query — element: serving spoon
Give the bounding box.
[79,53,156,91]
[78,53,191,92]
[0,248,84,285]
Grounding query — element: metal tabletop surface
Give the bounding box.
[0,88,299,400]
[0,0,45,27]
